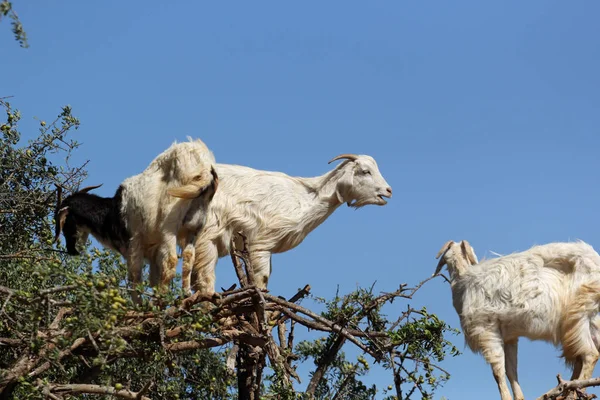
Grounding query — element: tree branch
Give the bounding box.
[537,374,600,400]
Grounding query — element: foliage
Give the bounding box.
[0,1,28,48]
[289,285,460,400]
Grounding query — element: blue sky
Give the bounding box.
[3,1,600,398]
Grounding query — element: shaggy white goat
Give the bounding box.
[178,168,218,295]
[189,153,392,296]
[119,137,217,300]
[434,240,600,400]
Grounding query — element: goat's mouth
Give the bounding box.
[376,194,390,205]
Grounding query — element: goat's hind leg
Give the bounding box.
[504,340,524,400]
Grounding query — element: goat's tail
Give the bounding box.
[167,167,219,200]
[561,281,600,365]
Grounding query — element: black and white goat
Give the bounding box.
[54,184,130,257]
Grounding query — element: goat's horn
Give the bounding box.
[433,240,454,276]
[461,240,478,265]
[77,184,103,194]
[328,154,359,164]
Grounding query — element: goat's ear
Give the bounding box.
[433,240,454,276]
[168,184,203,199]
[461,240,478,265]
[54,206,69,243]
[335,168,354,204]
[210,167,219,191]
[435,240,454,259]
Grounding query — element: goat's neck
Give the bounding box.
[292,166,348,231]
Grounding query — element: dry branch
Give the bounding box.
[538,374,600,400]
[39,381,153,400]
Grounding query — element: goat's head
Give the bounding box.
[433,240,478,277]
[54,184,103,255]
[168,165,219,200]
[328,154,392,208]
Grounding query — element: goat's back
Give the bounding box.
[454,241,600,349]
[120,139,216,240]
[198,164,323,251]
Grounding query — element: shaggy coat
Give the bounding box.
[190,154,393,296]
[119,137,217,297]
[55,137,218,302]
[435,240,600,400]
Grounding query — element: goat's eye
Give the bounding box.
[362,170,371,175]
[193,175,203,181]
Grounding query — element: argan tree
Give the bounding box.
[0,98,463,399]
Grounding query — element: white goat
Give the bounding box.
[119,137,217,300]
[189,153,393,296]
[178,168,218,295]
[434,240,600,400]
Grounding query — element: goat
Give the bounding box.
[117,137,217,299]
[54,138,218,301]
[434,240,600,400]
[53,184,130,257]
[178,167,219,296]
[190,153,393,296]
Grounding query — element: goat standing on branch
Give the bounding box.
[54,184,130,256]
[434,240,600,400]
[54,137,218,301]
[190,153,392,296]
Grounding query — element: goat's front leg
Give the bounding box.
[126,237,144,306]
[504,340,524,400]
[191,240,219,296]
[249,250,272,289]
[480,330,513,400]
[156,235,179,291]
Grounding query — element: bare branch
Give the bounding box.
[537,374,600,400]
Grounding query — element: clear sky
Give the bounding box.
[3,1,600,398]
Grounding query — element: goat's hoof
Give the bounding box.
[219,316,238,328]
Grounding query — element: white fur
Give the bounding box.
[436,240,600,400]
[190,154,392,295]
[119,137,217,300]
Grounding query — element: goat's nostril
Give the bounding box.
[386,187,392,196]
